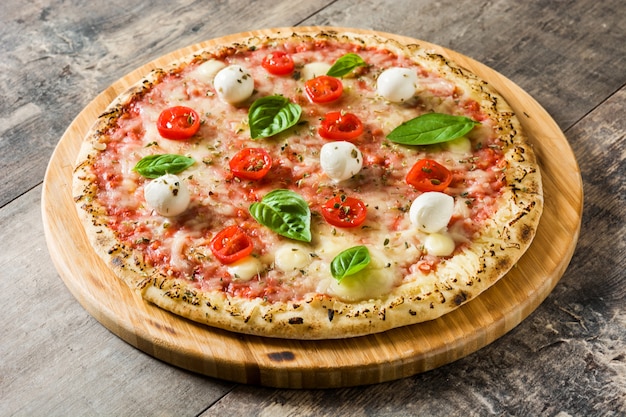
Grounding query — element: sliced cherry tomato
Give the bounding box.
[262,51,295,75]
[305,75,343,103]
[406,159,452,192]
[321,195,367,228]
[229,148,272,180]
[210,225,254,264]
[319,111,363,141]
[156,106,201,140]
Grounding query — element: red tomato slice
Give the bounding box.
[210,225,254,264]
[229,148,272,180]
[406,159,452,192]
[321,195,367,228]
[156,106,201,140]
[262,51,295,75]
[319,111,363,141]
[305,75,343,103]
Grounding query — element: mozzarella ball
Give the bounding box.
[192,59,226,84]
[213,65,254,104]
[144,174,190,217]
[301,62,332,81]
[320,141,363,182]
[424,233,456,256]
[376,67,418,102]
[227,256,263,281]
[409,192,455,233]
[445,136,472,155]
[274,244,312,272]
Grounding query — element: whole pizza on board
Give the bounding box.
[73,29,543,339]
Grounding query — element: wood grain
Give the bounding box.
[41,27,583,389]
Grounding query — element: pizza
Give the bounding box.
[72,29,543,339]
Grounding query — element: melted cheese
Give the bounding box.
[190,59,226,84]
[213,65,254,104]
[376,67,418,102]
[143,174,190,217]
[274,244,312,272]
[320,248,397,302]
[319,141,363,182]
[409,192,455,233]
[89,39,506,303]
[301,62,331,80]
[228,256,263,281]
[424,233,455,257]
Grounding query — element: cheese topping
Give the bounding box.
[318,248,397,302]
[213,65,254,104]
[88,38,506,303]
[445,136,472,155]
[376,67,418,102]
[301,62,332,80]
[409,192,455,233]
[227,256,263,281]
[424,233,456,257]
[319,141,363,182]
[274,244,312,272]
[190,59,226,84]
[143,174,190,217]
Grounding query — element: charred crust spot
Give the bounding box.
[453,291,468,306]
[520,223,533,243]
[288,317,304,325]
[327,309,335,322]
[497,256,511,271]
[111,256,124,268]
[408,310,417,316]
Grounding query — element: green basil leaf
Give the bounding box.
[330,245,371,281]
[248,95,302,139]
[249,189,311,242]
[133,154,195,178]
[326,53,367,78]
[387,113,480,146]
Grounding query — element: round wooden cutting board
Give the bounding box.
[42,27,583,389]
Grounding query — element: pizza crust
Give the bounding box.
[73,29,542,339]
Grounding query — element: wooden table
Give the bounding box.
[1,1,624,415]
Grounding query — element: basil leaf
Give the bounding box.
[249,189,311,242]
[330,245,371,281]
[248,95,302,139]
[133,154,195,178]
[387,113,480,146]
[326,53,367,78]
